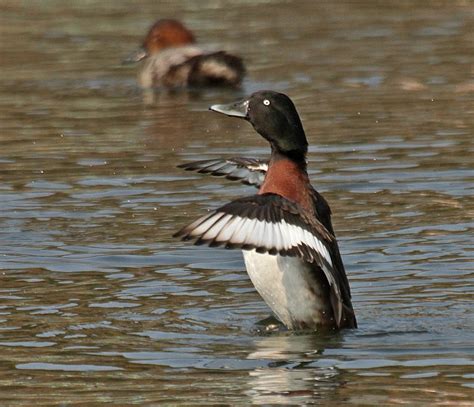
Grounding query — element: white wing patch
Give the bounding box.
[184,211,333,267]
[248,162,268,172]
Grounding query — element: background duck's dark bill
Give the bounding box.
[209,99,249,118]
[122,48,148,65]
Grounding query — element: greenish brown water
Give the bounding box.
[0,1,473,405]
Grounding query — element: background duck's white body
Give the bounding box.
[139,46,202,87]
[242,249,332,329]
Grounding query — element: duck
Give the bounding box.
[124,19,245,88]
[174,91,357,330]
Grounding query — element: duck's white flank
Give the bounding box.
[139,46,202,87]
[243,249,332,328]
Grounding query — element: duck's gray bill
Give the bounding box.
[209,99,249,119]
[122,48,148,65]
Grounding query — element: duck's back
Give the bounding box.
[140,47,245,88]
[185,51,245,87]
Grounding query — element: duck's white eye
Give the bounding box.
[263,99,270,106]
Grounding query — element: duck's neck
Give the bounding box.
[270,148,307,171]
[259,150,312,212]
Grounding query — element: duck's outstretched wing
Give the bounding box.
[178,157,268,188]
[174,192,353,327]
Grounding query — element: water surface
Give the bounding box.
[0,1,473,405]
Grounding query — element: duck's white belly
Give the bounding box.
[242,250,331,328]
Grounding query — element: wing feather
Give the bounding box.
[173,192,356,328]
[178,157,268,187]
[200,213,232,241]
[175,193,334,266]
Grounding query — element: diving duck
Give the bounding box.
[175,91,357,330]
[124,19,245,88]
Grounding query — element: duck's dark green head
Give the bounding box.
[210,91,308,160]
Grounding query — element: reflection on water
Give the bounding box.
[0,0,473,405]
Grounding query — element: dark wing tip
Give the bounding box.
[177,161,202,170]
[172,229,185,238]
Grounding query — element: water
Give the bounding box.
[0,0,473,405]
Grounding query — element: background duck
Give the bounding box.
[175,91,357,331]
[124,19,246,88]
